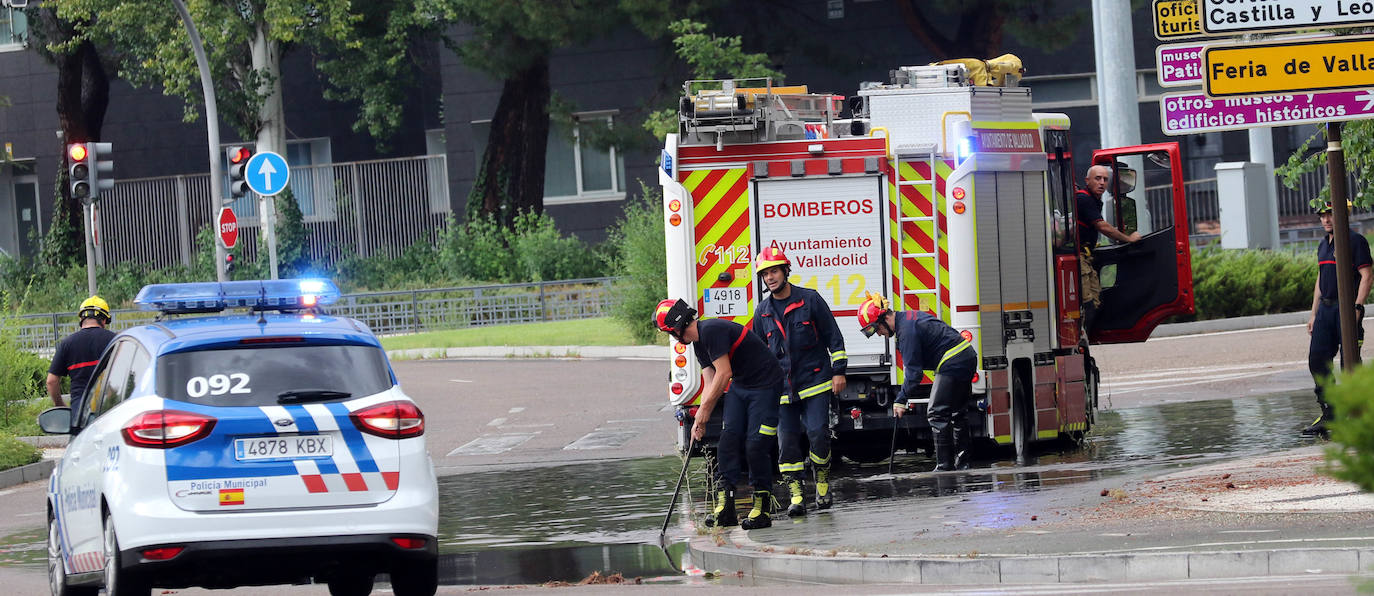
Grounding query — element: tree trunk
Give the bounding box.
[469,53,551,226]
[49,30,109,266]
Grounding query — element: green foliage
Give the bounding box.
[1278,123,1374,208]
[1189,245,1318,320]
[275,189,312,279]
[0,434,40,471]
[606,182,667,344]
[643,19,782,140]
[0,297,49,433]
[334,242,449,292]
[1323,364,1374,491]
[40,166,82,268]
[438,211,606,284]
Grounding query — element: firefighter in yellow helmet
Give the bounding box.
[751,245,847,516]
[46,296,117,407]
[857,292,977,471]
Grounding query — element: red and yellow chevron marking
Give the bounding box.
[889,158,956,386]
[686,167,753,324]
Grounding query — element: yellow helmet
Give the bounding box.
[78,295,111,322]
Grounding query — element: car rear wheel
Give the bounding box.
[102,514,150,596]
[327,571,375,596]
[48,514,97,596]
[390,558,439,596]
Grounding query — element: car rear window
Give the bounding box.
[156,344,393,406]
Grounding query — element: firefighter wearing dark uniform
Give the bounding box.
[1076,164,1141,336]
[1304,202,1373,437]
[751,246,847,516]
[46,296,117,408]
[655,298,784,530]
[857,293,977,471]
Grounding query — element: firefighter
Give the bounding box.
[751,246,847,517]
[1076,164,1141,335]
[654,298,784,530]
[1304,202,1373,437]
[856,292,977,471]
[46,296,116,408]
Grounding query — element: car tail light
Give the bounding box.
[121,410,217,448]
[350,401,425,439]
[391,537,428,550]
[141,546,184,561]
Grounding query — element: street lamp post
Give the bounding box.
[171,0,228,282]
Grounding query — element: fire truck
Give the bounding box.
[659,62,1194,464]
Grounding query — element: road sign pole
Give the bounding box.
[1326,122,1362,371]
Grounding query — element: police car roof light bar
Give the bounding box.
[134,279,341,314]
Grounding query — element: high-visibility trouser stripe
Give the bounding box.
[936,340,974,372]
[759,424,778,436]
[779,394,792,405]
[779,462,805,473]
[809,451,831,466]
[830,350,847,363]
[797,380,833,400]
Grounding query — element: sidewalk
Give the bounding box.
[686,445,1374,585]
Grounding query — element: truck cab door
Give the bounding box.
[1088,143,1194,343]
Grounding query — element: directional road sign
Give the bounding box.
[1157,42,1206,87]
[1200,0,1374,36]
[218,207,239,249]
[1204,35,1374,97]
[244,150,289,197]
[1161,89,1374,135]
[1153,0,1203,40]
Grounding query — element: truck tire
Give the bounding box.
[1012,372,1033,463]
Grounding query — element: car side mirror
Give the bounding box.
[38,407,73,435]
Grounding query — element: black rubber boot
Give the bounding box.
[704,489,736,527]
[815,465,832,510]
[785,476,806,517]
[739,490,773,530]
[952,423,972,470]
[1302,402,1334,438]
[931,438,954,472]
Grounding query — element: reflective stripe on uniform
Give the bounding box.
[779,394,792,405]
[809,451,830,465]
[759,424,777,436]
[936,339,973,372]
[779,461,805,473]
[797,380,832,400]
[830,350,847,363]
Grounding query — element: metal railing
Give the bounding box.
[1145,164,1361,243]
[7,277,618,355]
[93,154,449,269]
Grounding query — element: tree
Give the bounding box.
[895,0,1089,60]
[1279,123,1374,209]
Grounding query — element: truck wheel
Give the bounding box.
[1012,373,1033,463]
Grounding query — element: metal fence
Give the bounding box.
[94,154,450,269]
[1145,164,1360,242]
[7,277,618,355]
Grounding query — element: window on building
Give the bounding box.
[0,5,27,49]
[471,112,627,205]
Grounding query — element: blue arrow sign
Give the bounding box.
[245,151,290,196]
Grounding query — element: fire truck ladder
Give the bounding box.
[895,148,943,403]
[895,147,943,323]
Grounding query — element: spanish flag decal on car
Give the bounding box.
[219,488,245,506]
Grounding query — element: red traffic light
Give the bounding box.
[228,146,251,165]
[68,144,87,162]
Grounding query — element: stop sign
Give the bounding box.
[217,207,239,249]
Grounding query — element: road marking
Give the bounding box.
[448,433,537,456]
[1107,360,1304,381]
[487,418,507,427]
[618,357,661,361]
[499,423,554,429]
[508,407,525,414]
[564,429,640,450]
[1148,323,1304,341]
[1105,369,1292,395]
[605,418,660,424]
[0,489,15,498]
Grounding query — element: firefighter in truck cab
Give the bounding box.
[858,292,978,471]
[655,298,784,530]
[751,246,847,517]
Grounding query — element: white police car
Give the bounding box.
[39,279,439,596]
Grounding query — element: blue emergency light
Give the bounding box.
[134,279,341,314]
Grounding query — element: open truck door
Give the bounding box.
[1089,143,1194,343]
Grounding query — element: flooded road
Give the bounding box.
[0,390,1326,586]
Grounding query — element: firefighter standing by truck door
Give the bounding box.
[655,298,784,530]
[857,292,977,471]
[1076,164,1141,335]
[1304,202,1373,437]
[751,246,847,517]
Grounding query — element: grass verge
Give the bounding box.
[378,317,661,351]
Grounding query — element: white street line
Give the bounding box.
[1105,368,1292,395]
[1105,360,1305,380]
[449,379,472,383]
[508,407,525,414]
[487,417,507,427]
[1148,323,1305,341]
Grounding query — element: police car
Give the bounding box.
[39,279,439,596]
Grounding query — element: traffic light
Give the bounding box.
[226,146,252,204]
[88,142,114,201]
[225,253,235,275]
[67,143,89,200]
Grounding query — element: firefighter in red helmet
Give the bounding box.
[857,292,977,471]
[751,245,847,516]
[654,298,785,529]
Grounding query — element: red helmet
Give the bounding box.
[857,292,892,338]
[653,298,696,335]
[754,245,790,276]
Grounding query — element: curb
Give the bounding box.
[0,460,54,491]
[389,345,664,360]
[1150,311,1307,338]
[688,537,1374,584]
[16,435,68,449]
